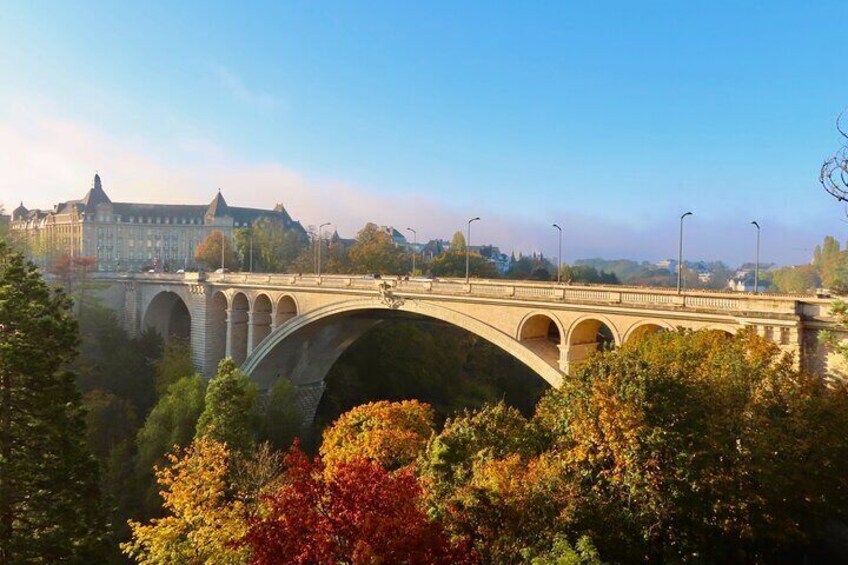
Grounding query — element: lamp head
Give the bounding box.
[681,211,693,219]
[751,221,760,229]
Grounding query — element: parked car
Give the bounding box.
[215,268,231,274]
[362,273,382,279]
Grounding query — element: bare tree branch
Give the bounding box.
[821,109,848,202]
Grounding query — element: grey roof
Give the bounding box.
[12,202,27,220]
[206,191,230,217]
[13,175,306,234]
[81,174,112,208]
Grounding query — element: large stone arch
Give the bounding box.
[242,298,565,422]
[142,290,191,340]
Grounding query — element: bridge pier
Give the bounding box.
[247,311,256,357]
[560,343,600,375]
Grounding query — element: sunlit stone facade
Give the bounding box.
[10,174,305,272]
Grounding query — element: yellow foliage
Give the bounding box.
[320,400,435,475]
[122,437,249,564]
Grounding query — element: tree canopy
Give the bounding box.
[0,242,106,562]
[195,230,238,270]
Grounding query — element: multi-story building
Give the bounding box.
[10,174,305,272]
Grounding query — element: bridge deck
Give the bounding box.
[91,271,833,320]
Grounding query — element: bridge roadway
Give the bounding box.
[90,272,846,422]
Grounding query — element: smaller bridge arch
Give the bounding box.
[623,320,674,344]
[251,294,274,353]
[563,315,621,373]
[142,290,191,340]
[517,312,564,370]
[229,292,250,365]
[275,295,298,328]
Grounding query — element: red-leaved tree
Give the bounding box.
[243,446,476,565]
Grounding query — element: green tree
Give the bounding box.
[153,338,195,397]
[234,216,307,273]
[813,235,844,287]
[420,402,540,512]
[0,242,106,563]
[83,389,138,462]
[450,230,467,253]
[431,250,498,278]
[771,264,821,293]
[135,374,206,515]
[348,223,407,274]
[560,264,619,285]
[194,230,238,271]
[262,377,302,450]
[528,536,604,565]
[195,359,260,454]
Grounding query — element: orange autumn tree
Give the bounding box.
[319,400,435,474]
[195,231,238,271]
[122,437,250,564]
[533,327,848,562]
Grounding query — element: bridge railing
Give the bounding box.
[96,272,828,316]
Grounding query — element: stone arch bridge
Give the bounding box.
[93,272,844,422]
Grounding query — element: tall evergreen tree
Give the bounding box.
[195,359,259,454]
[0,242,105,563]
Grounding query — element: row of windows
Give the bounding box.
[93,215,254,227]
[91,239,197,250]
[95,215,205,225]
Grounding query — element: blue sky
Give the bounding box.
[2,1,847,265]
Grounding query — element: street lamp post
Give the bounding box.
[220,231,226,272]
[465,217,480,284]
[317,222,331,277]
[406,227,417,275]
[552,223,563,284]
[751,221,761,294]
[677,212,693,294]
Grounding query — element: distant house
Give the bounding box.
[421,239,449,260]
[655,258,677,273]
[727,272,767,293]
[329,230,356,250]
[379,226,410,248]
[471,245,510,273]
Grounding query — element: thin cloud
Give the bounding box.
[0,96,829,266]
[210,64,281,110]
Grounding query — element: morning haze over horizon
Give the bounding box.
[2,1,847,266]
